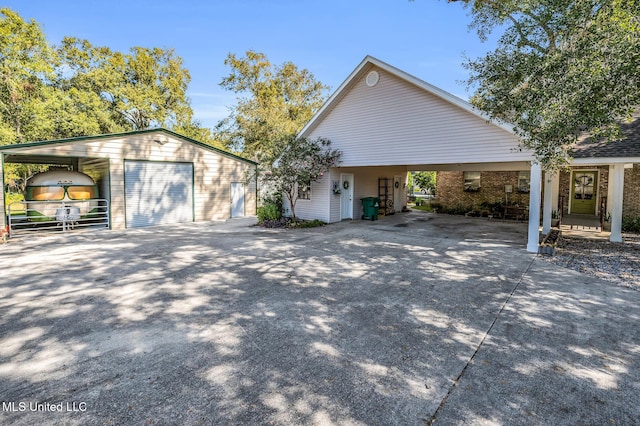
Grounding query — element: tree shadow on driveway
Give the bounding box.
[1,214,638,425]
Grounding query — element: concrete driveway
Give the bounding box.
[1,212,639,425]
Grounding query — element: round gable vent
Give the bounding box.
[365,70,379,87]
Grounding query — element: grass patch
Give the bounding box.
[412,204,435,212]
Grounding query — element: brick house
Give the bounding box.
[435,114,640,220]
[289,55,636,252]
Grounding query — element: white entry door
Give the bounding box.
[340,173,354,220]
[393,175,402,212]
[231,182,245,217]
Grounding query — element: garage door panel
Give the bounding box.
[125,161,193,228]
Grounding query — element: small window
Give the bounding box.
[67,185,97,200]
[30,186,65,201]
[463,172,481,192]
[298,181,311,200]
[518,171,531,193]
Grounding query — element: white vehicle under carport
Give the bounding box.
[8,170,109,234]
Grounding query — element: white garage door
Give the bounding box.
[124,161,194,228]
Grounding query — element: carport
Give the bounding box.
[1,128,257,236]
[294,55,543,252]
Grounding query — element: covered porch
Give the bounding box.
[540,160,637,244]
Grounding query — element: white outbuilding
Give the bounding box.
[1,128,257,234]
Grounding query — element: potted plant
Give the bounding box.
[602,212,611,232]
[551,210,560,227]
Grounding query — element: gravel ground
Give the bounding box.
[543,233,640,290]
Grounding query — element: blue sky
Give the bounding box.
[5,0,501,129]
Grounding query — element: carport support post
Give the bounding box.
[527,162,542,253]
[610,163,624,243]
[0,155,5,232]
[542,171,554,234]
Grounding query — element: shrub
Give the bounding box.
[622,216,640,233]
[429,203,474,215]
[257,203,282,223]
[290,219,325,228]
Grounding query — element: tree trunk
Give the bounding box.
[286,190,297,222]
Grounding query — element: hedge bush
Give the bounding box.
[622,216,640,233]
[257,203,282,223]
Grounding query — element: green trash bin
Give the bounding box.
[361,197,380,221]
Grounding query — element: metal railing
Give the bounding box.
[7,199,109,238]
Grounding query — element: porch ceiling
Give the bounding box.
[2,153,77,166]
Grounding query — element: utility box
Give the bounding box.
[361,197,380,221]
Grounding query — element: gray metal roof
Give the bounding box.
[572,113,640,159]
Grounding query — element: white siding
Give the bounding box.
[329,166,408,222]
[283,176,331,223]
[304,66,531,166]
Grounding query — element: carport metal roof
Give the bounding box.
[0,128,257,165]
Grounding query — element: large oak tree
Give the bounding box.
[452,0,640,169]
[0,7,208,145]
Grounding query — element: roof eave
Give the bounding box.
[0,128,257,165]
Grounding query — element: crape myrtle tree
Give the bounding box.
[450,0,640,170]
[261,136,341,221]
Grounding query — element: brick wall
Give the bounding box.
[624,164,640,217]
[435,171,530,211]
[435,165,638,218]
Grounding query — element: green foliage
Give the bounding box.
[412,171,436,193]
[430,203,473,215]
[622,216,640,233]
[412,203,435,212]
[0,8,205,145]
[172,123,226,150]
[289,219,325,228]
[257,203,282,223]
[407,172,414,193]
[58,37,194,131]
[480,200,504,214]
[5,192,24,209]
[259,136,341,220]
[454,0,640,170]
[0,8,56,144]
[215,50,330,161]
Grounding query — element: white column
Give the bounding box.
[607,165,615,218]
[0,155,5,232]
[542,171,553,234]
[610,164,624,243]
[551,172,560,215]
[527,162,542,253]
